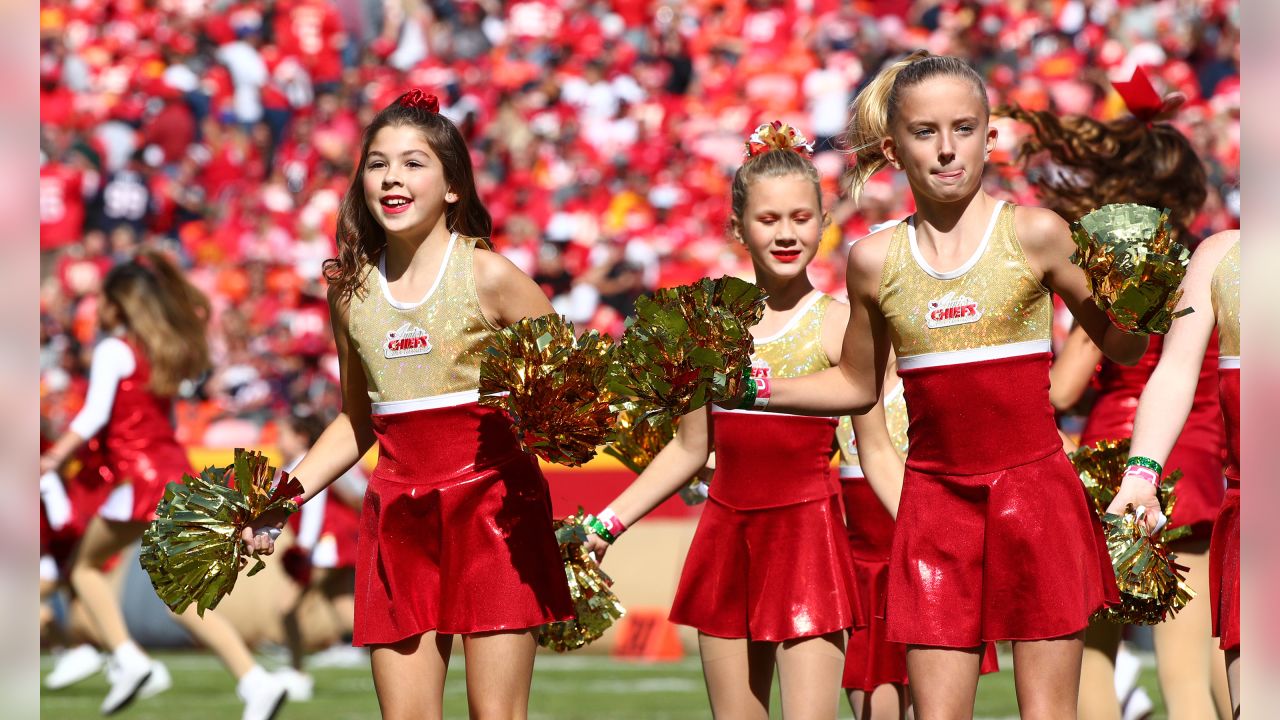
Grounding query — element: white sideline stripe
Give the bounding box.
[839,465,865,479]
[897,340,1051,371]
[1219,356,1240,369]
[371,389,482,416]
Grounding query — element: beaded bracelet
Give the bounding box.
[1127,456,1163,478]
[584,514,617,544]
[737,372,758,410]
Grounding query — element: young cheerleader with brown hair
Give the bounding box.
[1007,91,1232,720]
[39,251,290,719]
[1109,228,1241,717]
[743,51,1155,718]
[584,123,862,720]
[246,90,573,719]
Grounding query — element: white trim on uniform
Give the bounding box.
[711,404,833,419]
[40,555,59,583]
[1219,356,1240,369]
[896,339,1051,371]
[371,388,482,416]
[378,231,459,310]
[908,200,1005,280]
[753,290,823,344]
[839,465,865,479]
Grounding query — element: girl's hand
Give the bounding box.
[39,453,62,476]
[240,506,291,556]
[583,532,611,564]
[1105,476,1162,532]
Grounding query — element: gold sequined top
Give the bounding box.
[749,292,836,380]
[838,381,909,469]
[878,201,1053,369]
[347,233,500,405]
[1211,240,1240,360]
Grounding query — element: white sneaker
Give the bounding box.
[1122,686,1155,720]
[138,660,171,700]
[275,667,314,702]
[307,643,367,669]
[1114,643,1142,700]
[237,666,288,720]
[100,647,153,715]
[45,644,104,690]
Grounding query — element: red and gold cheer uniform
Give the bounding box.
[347,233,572,645]
[877,201,1117,647]
[1209,240,1240,651]
[669,292,863,641]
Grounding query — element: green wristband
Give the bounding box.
[737,375,758,410]
[584,515,616,544]
[1127,456,1163,478]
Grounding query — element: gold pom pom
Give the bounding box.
[609,276,766,422]
[1070,437,1187,541]
[1096,505,1196,625]
[479,314,619,466]
[537,512,627,652]
[140,449,302,615]
[1070,204,1193,335]
[603,405,678,475]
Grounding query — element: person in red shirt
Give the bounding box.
[41,155,89,253]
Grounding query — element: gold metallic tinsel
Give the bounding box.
[602,405,678,475]
[1069,437,1189,542]
[1095,504,1196,625]
[1070,203,1193,335]
[610,276,766,421]
[537,512,627,652]
[479,314,618,466]
[139,449,302,615]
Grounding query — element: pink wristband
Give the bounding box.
[1122,466,1159,487]
[290,494,306,508]
[753,376,771,409]
[598,508,626,537]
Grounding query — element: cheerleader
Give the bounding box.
[246,90,573,718]
[38,251,289,719]
[274,410,364,702]
[837,361,998,720]
[751,51,1153,717]
[1007,94,1231,720]
[1109,229,1241,717]
[585,123,861,720]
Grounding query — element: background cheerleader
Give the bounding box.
[1006,88,1231,720]
[39,251,289,719]
[586,122,860,720]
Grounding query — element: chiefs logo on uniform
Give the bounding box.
[384,322,432,359]
[926,291,983,329]
[750,358,771,379]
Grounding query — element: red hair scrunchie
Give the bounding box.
[398,89,440,113]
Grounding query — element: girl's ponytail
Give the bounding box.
[845,50,929,203]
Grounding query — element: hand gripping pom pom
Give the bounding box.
[1070,204,1193,335]
[139,449,303,615]
[1069,437,1188,541]
[1095,504,1195,625]
[479,314,618,466]
[536,512,627,652]
[609,276,766,423]
[745,120,816,159]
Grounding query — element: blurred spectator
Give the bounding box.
[38,0,1240,446]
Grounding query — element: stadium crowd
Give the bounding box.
[39,0,1239,445]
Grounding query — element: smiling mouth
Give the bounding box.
[771,249,801,263]
[381,197,413,214]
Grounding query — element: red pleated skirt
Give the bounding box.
[840,474,999,689]
[669,493,862,642]
[352,402,573,646]
[1209,485,1240,651]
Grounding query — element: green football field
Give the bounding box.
[40,650,1167,719]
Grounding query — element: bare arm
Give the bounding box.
[1017,206,1148,366]
[1049,324,1103,411]
[1107,230,1237,523]
[851,399,905,519]
[764,231,892,416]
[474,247,556,327]
[585,406,712,561]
